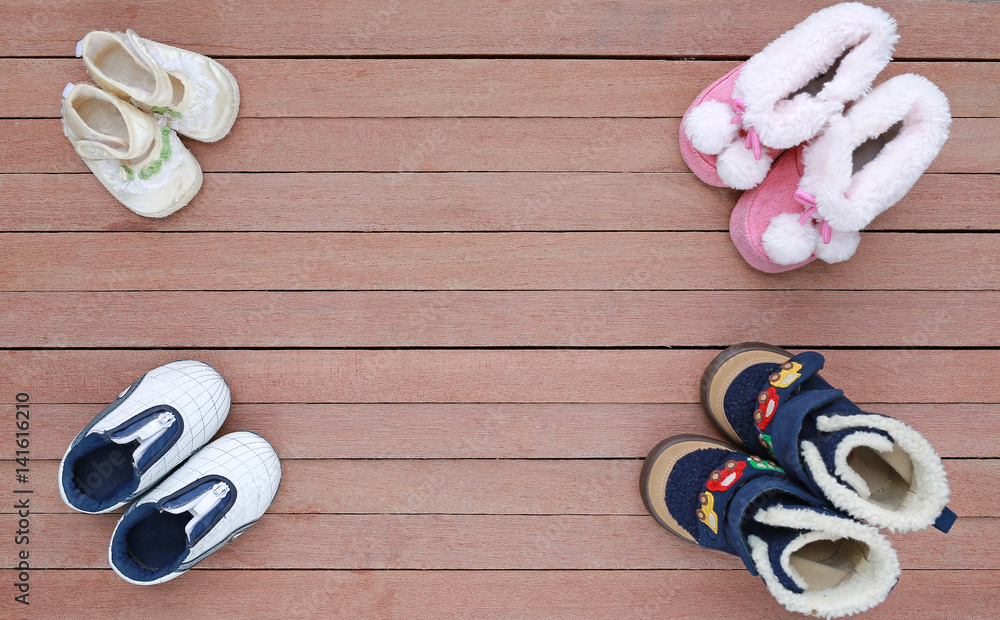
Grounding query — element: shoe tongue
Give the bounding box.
[109,411,176,472]
[162,481,231,542]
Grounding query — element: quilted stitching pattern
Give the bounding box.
[67,360,231,503]
[128,431,281,565]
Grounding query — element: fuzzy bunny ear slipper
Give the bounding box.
[731,74,951,273]
[680,2,897,190]
[641,435,901,618]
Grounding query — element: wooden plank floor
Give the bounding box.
[2,1,999,617]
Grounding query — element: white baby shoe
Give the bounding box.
[78,29,239,143]
[109,432,282,585]
[58,361,231,514]
[62,82,203,217]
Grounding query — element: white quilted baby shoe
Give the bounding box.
[109,432,281,585]
[62,82,203,217]
[78,29,239,142]
[58,361,231,514]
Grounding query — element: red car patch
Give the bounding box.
[754,387,779,431]
[706,460,746,492]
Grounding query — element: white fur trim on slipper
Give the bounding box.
[804,73,952,232]
[684,100,741,155]
[735,2,898,149]
[717,141,775,190]
[763,213,820,265]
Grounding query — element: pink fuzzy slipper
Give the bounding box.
[680,2,897,190]
[731,74,951,273]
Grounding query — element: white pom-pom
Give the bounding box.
[683,100,740,155]
[814,229,861,264]
[716,141,774,190]
[762,213,820,265]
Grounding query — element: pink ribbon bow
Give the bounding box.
[794,190,832,244]
[730,98,762,161]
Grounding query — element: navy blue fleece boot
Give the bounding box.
[701,343,953,533]
[641,435,899,617]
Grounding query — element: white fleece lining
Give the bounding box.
[803,73,951,232]
[748,505,899,618]
[831,431,895,496]
[802,414,950,532]
[778,530,830,591]
[735,2,897,149]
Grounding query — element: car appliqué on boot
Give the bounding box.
[696,492,719,534]
[755,387,780,430]
[706,460,746,492]
[769,361,802,388]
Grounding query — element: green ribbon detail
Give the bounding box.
[135,126,174,180]
[151,106,183,119]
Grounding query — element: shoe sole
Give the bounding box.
[699,342,793,445]
[639,434,737,545]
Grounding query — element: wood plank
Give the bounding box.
[23,512,996,569]
[7,403,993,460]
[2,172,995,233]
[4,291,1000,348]
[10,569,994,620]
[5,59,998,119]
[6,172,996,233]
[6,458,991,517]
[4,118,997,174]
[3,349,1000,406]
[4,0,1000,59]
[3,232,1000,292]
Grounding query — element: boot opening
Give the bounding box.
[71,438,138,502]
[126,510,192,571]
[789,538,870,591]
[786,44,856,100]
[847,443,915,510]
[851,120,903,174]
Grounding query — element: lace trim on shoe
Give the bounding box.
[100,121,186,194]
[145,45,221,134]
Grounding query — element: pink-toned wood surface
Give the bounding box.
[3,60,998,119]
[4,232,1000,291]
[0,172,996,233]
[1,1,996,618]
[5,117,1000,173]
[0,570,995,619]
[1,404,995,460]
[2,458,994,517]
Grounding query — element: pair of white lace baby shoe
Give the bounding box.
[679,2,951,272]
[57,361,280,585]
[62,30,240,218]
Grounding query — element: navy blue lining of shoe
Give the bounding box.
[62,404,183,513]
[111,475,237,582]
